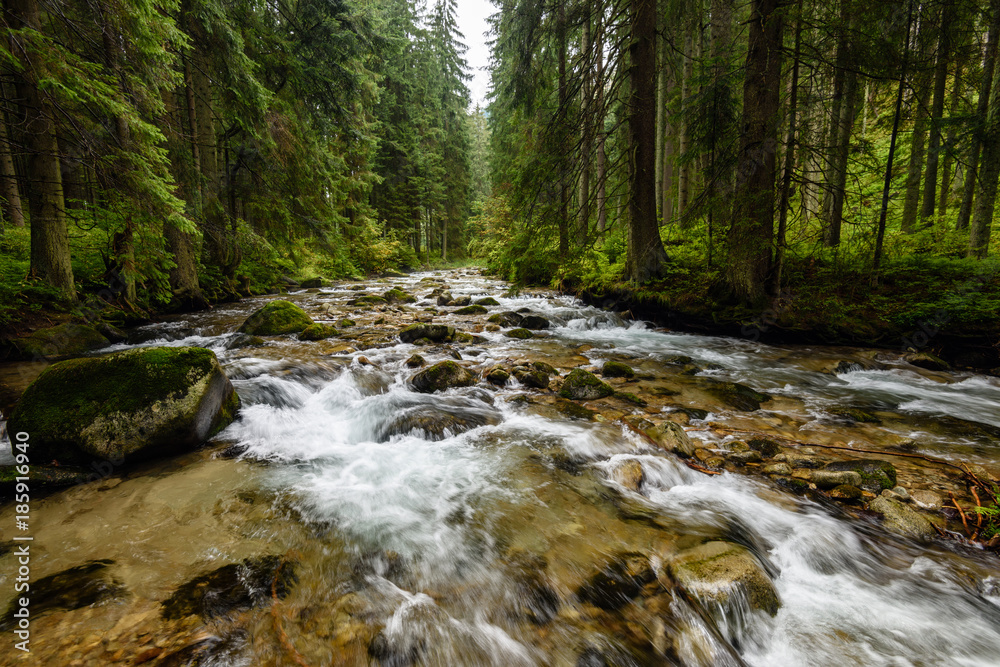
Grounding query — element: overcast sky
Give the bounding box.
[454,0,495,109]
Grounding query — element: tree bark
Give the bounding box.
[774,0,804,291]
[970,3,1000,257]
[901,70,930,233]
[626,0,668,282]
[7,0,75,299]
[557,0,569,258]
[577,12,592,246]
[921,5,952,222]
[939,60,962,219]
[0,102,24,228]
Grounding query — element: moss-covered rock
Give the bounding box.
[601,361,635,379]
[868,496,936,540]
[238,300,313,335]
[8,346,240,465]
[824,459,897,491]
[519,314,550,330]
[505,328,534,340]
[829,484,863,502]
[474,297,500,306]
[454,304,488,315]
[13,323,110,359]
[558,369,614,400]
[904,351,950,371]
[410,361,475,393]
[669,541,779,616]
[299,277,325,288]
[512,366,549,389]
[299,324,340,341]
[405,354,426,368]
[702,380,771,411]
[746,437,780,458]
[829,407,882,424]
[0,464,95,496]
[436,291,454,306]
[624,416,695,456]
[532,361,558,375]
[485,366,511,385]
[352,294,387,306]
[399,323,455,343]
[450,295,472,307]
[554,399,597,420]
[488,311,523,327]
[383,288,416,304]
[338,318,356,328]
[614,391,647,406]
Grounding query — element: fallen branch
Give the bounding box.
[949,493,970,534]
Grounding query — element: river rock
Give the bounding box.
[379,406,501,440]
[559,369,614,400]
[824,459,897,491]
[868,496,936,540]
[383,288,416,304]
[13,322,110,359]
[624,416,696,457]
[405,354,426,369]
[729,450,763,464]
[474,297,500,306]
[829,406,882,424]
[811,470,863,489]
[519,314,550,330]
[451,295,472,307]
[485,366,511,385]
[904,351,950,371]
[454,304,488,315]
[829,484,863,501]
[763,462,792,476]
[883,486,910,502]
[409,361,475,393]
[299,324,340,341]
[8,347,240,465]
[747,437,780,458]
[399,323,455,343]
[910,489,944,511]
[0,464,95,496]
[239,300,313,335]
[505,328,534,340]
[512,365,549,389]
[607,459,645,491]
[601,361,635,379]
[299,276,324,288]
[669,541,779,616]
[532,360,558,375]
[436,291,454,305]
[161,555,296,620]
[338,318,356,328]
[702,380,771,411]
[488,311,523,327]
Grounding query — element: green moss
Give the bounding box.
[338,319,356,328]
[487,314,502,323]
[353,295,387,305]
[602,361,635,378]
[554,399,597,420]
[399,323,455,343]
[454,304,488,315]
[747,437,780,458]
[614,391,647,406]
[410,360,475,393]
[474,297,500,306]
[824,459,897,491]
[703,380,771,411]
[532,361,558,375]
[485,366,511,385]
[559,369,614,400]
[14,323,109,359]
[504,328,533,339]
[829,407,882,424]
[383,288,416,304]
[299,324,340,341]
[239,300,313,335]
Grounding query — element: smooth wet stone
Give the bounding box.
[409,361,475,393]
[454,304,488,315]
[669,541,779,616]
[299,323,340,341]
[383,288,416,304]
[12,322,110,359]
[601,361,635,379]
[474,297,500,306]
[578,553,655,611]
[625,417,696,457]
[904,351,950,371]
[399,323,455,343]
[161,555,296,620]
[532,360,558,375]
[829,484,863,501]
[729,450,763,464]
[559,369,614,400]
[702,380,771,411]
[884,486,910,502]
[607,459,645,491]
[824,459,897,492]
[811,470,863,489]
[722,440,751,453]
[485,324,501,332]
[485,365,511,385]
[775,453,824,469]
[868,496,936,540]
[9,347,239,466]
[763,462,792,476]
[910,489,944,510]
[239,300,313,335]
[0,560,126,629]
[488,311,523,327]
[512,366,549,389]
[379,406,501,440]
[519,314,550,330]
[405,354,426,368]
[436,291,454,305]
[504,327,534,340]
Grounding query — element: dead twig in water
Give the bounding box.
[949,493,971,534]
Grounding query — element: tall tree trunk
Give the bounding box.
[774,0,804,291]
[577,13,592,246]
[922,5,952,222]
[625,0,668,282]
[939,60,963,219]
[557,0,569,258]
[709,0,734,234]
[825,69,858,246]
[727,0,783,303]
[7,0,75,299]
[822,1,849,236]
[970,3,1000,257]
[0,103,24,228]
[901,70,931,233]
[677,27,693,219]
[655,0,666,219]
[957,6,1000,231]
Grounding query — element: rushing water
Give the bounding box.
[2,270,1000,666]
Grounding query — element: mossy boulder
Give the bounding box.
[352,294,387,306]
[702,380,771,411]
[559,369,614,400]
[383,288,416,304]
[399,323,455,343]
[512,366,549,389]
[474,297,500,306]
[488,311,523,327]
[624,416,695,456]
[299,324,340,341]
[485,366,511,385]
[532,361,558,375]
[13,323,109,359]
[904,351,950,371]
[238,300,313,335]
[405,354,426,368]
[504,328,534,340]
[454,304,488,315]
[519,314,550,330]
[299,277,325,288]
[868,496,936,540]
[338,318,356,328]
[8,346,240,465]
[450,295,472,307]
[601,361,635,379]
[669,541,779,616]
[824,459,897,492]
[410,361,475,393]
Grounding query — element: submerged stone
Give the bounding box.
[829,406,882,424]
[559,369,614,400]
[670,541,779,616]
[8,346,239,465]
[238,300,313,335]
[410,361,475,393]
[578,553,655,611]
[0,560,126,629]
[702,380,772,411]
[161,555,296,620]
